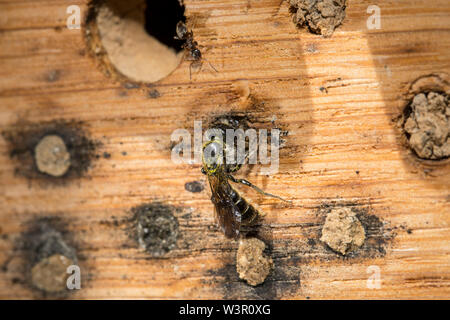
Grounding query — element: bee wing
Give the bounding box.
[208,175,241,239]
[175,21,187,40]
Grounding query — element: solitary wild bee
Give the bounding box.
[202,138,286,239]
[174,21,218,79]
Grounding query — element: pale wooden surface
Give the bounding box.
[0,0,449,299]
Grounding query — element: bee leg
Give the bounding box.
[227,175,289,202]
[226,163,242,173]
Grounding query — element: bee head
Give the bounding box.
[202,139,224,174]
[192,48,202,60]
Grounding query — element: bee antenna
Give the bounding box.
[189,17,198,30]
[204,58,219,73]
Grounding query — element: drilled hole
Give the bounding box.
[86,0,186,83]
[144,1,185,52]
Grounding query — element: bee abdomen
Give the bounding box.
[231,188,259,226]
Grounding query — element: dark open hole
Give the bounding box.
[144,0,186,52]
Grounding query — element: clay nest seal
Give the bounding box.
[289,0,347,37]
[403,91,449,160]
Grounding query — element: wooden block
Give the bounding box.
[0,0,448,299]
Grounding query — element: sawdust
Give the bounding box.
[404,92,449,160]
[236,238,273,286]
[289,0,347,37]
[34,135,71,177]
[320,207,365,255]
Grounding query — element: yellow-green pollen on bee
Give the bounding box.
[202,139,225,175]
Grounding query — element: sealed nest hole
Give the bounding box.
[85,0,186,83]
[402,91,449,160]
[16,218,78,297]
[289,0,347,37]
[130,202,180,257]
[2,120,99,184]
[315,203,397,260]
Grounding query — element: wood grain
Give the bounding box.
[0,0,449,299]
